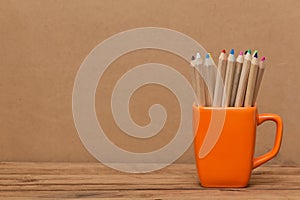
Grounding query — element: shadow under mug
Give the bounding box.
[193,105,283,188]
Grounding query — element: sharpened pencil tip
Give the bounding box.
[254,52,258,58]
[261,56,266,61]
[222,49,226,53]
[230,49,234,55]
[205,53,210,59]
[196,52,201,59]
[239,51,243,55]
[191,55,195,60]
[253,50,258,56]
[244,50,248,55]
[248,49,251,54]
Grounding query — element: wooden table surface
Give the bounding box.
[0,162,299,199]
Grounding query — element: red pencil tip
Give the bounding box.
[222,49,226,53]
[261,57,266,61]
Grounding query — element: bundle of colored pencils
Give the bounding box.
[190,49,266,107]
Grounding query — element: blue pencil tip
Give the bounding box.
[230,49,234,55]
[205,53,210,59]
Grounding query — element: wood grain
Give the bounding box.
[0,163,299,199]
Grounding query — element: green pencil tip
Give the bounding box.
[248,49,251,54]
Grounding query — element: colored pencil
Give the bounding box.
[244,52,259,106]
[195,53,206,106]
[213,49,227,107]
[203,53,211,106]
[252,56,266,104]
[190,55,198,104]
[234,50,252,107]
[203,53,213,106]
[222,49,235,107]
[230,51,244,106]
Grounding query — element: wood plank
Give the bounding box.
[0,162,299,175]
[0,174,299,190]
[0,162,299,199]
[0,162,298,173]
[0,190,300,199]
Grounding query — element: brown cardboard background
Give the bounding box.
[0,0,299,164]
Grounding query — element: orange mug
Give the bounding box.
[193,105,283,188]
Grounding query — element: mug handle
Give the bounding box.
[253,113,283,169]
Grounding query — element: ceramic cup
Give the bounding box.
[193,105,283,188]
